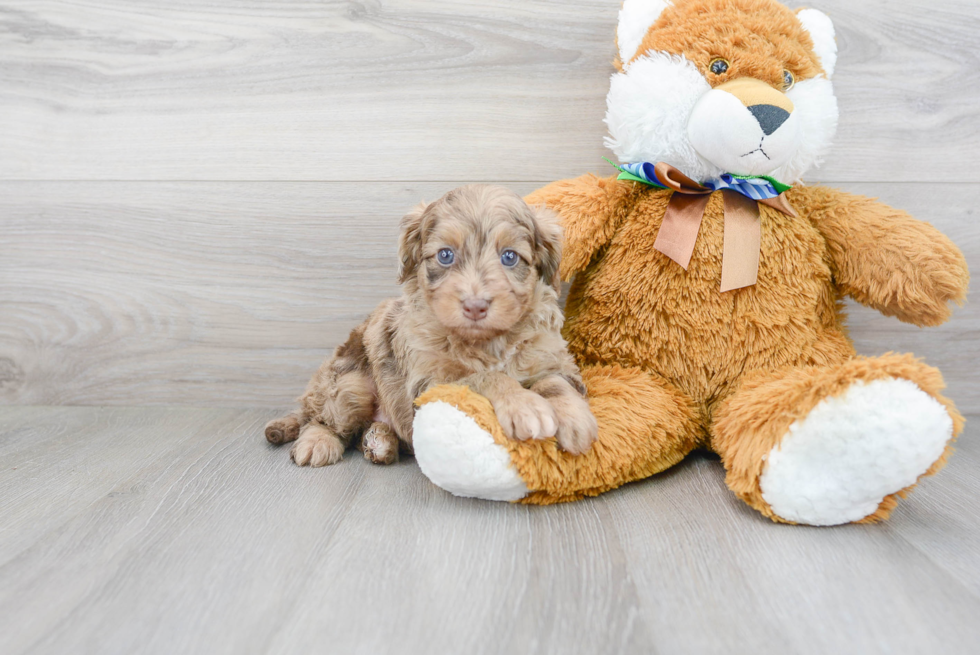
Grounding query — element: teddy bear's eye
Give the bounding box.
[783,70,796,91]
[709,58,730,75]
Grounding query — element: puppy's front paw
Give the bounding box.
[494,389,559,442]
[290,424,345,467]
[554,395,598,455]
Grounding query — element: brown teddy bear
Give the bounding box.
[410,0,969,526]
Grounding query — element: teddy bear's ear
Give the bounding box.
[617,0,671,65]
[797,8,838,78]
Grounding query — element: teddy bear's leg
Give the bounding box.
[712,354,964,526]
[412,364,701,504]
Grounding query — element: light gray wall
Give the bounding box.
[1,0,977,410]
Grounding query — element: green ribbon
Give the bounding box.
[603,158,792,195]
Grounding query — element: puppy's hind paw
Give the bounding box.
[362,422,399,465]
[265,414,302,444]
[290,424,346,467]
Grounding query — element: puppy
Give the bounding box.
[264,184,598,467]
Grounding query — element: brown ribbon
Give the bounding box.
[650,163,797,292]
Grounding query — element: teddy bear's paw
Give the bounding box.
[413,399,529,502]
[759,378,953,526]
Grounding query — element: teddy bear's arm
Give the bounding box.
[526,175,635,281]
[801,187,969,327]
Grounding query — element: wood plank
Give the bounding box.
[1,406,978,654]
[889,418,980,597]
[0,407,370,655]
[263,474,648,655]
[2,180,976,411]
[604,454,980,654]
[0,0,977,182]
[0,407,259,570]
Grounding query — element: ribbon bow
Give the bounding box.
[607,160,798,292]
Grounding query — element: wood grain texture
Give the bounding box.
[2,2,978,653]
[0,180,512,407]
[0,0,978,182]
[1,406,978,655]
[2,181,976,411]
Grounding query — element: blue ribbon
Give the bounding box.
[609,160,791,201]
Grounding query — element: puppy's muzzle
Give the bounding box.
[462,297,489,321]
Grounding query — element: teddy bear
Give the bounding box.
[409,0,970,526]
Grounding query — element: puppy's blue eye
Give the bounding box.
[437,248,455,266]
[500,250,519,267]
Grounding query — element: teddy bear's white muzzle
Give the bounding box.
[688,81,802,177]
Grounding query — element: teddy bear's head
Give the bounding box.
[605,0,838,185]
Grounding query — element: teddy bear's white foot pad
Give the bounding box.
[759,378,952,526]
[413,401,529,502]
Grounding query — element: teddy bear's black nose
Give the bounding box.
[748,104,791,136]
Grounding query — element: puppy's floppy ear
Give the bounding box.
[397,201,429,284]
[530,205,563,293]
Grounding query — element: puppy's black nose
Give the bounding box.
[462,298,489,321]
[748,104,790,136]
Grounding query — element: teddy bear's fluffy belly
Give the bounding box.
[562,198,853,406]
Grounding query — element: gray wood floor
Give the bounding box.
[2,0,979,653]
[1,407,979,655]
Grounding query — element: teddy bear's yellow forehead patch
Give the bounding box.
[716,77,795,112]
[626,0,825,89]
